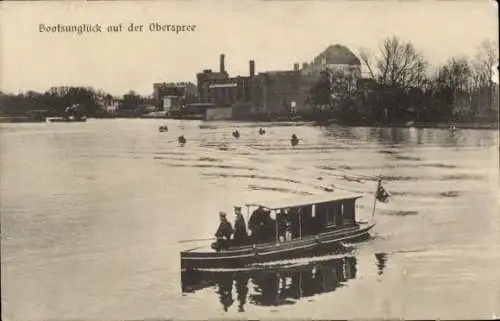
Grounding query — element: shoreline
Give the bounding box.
[1,116,497,130]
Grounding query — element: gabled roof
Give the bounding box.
[245,190,363,210]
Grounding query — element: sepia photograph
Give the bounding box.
[0,0,499,320]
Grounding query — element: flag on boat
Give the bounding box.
[376,180,390,203]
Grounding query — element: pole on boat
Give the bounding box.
[178,237,215,244]
[299,207,302,239]
[371,179,381,224]
[275,210,279,244]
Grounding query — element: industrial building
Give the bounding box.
[194,54,256,119]
[153,82,197,115]
[159,44,364,120]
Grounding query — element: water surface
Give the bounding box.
[1,119,498,320]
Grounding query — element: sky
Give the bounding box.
[0,0,498,96]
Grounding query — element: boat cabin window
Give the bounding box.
[313,199,357,229]
[244,196,359,245]
[326,202,343,226]
[342,199,356,225]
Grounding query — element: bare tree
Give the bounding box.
[473,40,499,87]
[437,57,472,91]
[471,39,499,115]
[358,36,428,89]
[436,57,473,117]
[376,36,428,88]
[359,47,376,79]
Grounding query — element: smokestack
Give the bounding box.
[294,63,300,71]
[220,54,226,73]
[249,60,255,77]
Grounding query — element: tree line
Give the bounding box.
[1,36,498,124]
[0,86,151,118]
[309,36,499,124]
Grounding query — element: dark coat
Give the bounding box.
[215,220,233,240]
[248,208,265,233]
[233,214,248,243]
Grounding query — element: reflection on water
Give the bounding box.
[181,248,370,312]
[375,252,388,276]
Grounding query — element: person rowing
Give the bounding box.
[258,128,266,135]
[291,134,299,146]
[232,130,240,139]
[178,135,186,145]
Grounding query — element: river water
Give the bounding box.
[1,119,499,320]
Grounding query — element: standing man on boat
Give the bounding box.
[233,206,248,245]
[212,212,233,251]
[248,206,266,243]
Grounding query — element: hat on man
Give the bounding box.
[219,211,226,217]
[234,206,242,212]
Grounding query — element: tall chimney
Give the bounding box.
[220,54,226,73]
[249,60,255,77]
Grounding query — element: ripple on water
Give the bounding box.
[440,174,483,181]
[247,185,312,195]
[201,173,302,184]
[198,157,222,163]
[381,210,419,217]
[392,155,422,161]
[439,191,461,198]
[381,175,423,182]
[161,163,256,171]
[390,190,462,199]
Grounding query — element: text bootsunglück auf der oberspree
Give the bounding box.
[38,22,196,35]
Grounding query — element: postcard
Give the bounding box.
[1,0,498,320]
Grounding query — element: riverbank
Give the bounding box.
[1,115,497,130]
[332,121,499,130]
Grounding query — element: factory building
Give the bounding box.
[153,82,197,114]
[188,44,363,119]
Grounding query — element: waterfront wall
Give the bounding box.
[205,106,232,120]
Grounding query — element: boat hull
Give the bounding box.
[180,223,374,270]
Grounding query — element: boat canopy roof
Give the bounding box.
[245,191,363,210]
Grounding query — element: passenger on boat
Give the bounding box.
[233,206,248,245]
[211,212,233,251]
[289,208,301,239]
[276,210,288,241]
[248,206,266,243]
[261,211,277,243]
